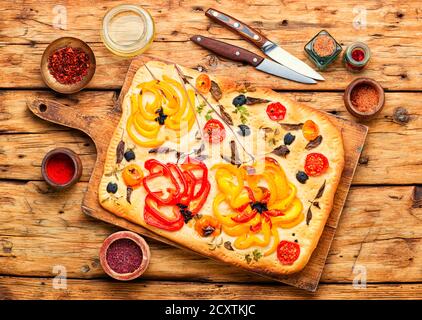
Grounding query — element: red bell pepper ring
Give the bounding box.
[144,206,184,231]
[231,209,258,224]
[179,171,196,206]
[143,160,181,205]
[233,186,255,212]
[188,180,211,214]
[250,221,262,233]
[144,194,183,225]
[167,163,188,199]
[265,209,284,217]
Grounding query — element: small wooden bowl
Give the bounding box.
[41,148,83,191]
[99,231,151,281]
[40,37,96,94]
[344,77,385,119]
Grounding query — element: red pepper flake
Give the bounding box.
[48,46,90,85]
[106,239,143,274]
[46,153,75,185]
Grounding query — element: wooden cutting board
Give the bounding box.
[28,55,367,292]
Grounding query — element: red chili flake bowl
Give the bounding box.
[41,148,83,191]
[99,231,151,281]
[40,37,96,94]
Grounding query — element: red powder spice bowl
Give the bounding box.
[344,77,385,119]
[41,148,83,190]
[40,37,96,94]
[99,231,151,281]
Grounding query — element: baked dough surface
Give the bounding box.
[99,61,344,276]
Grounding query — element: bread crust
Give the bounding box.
[99,61,345,276]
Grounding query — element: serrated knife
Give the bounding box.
[205,8,324,81]
[191,35,316,84]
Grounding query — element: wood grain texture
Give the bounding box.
[1,90,420,184]
[0,276,421,300]
[0,182,421,283]
[0,1,421,90]
[1,0,421,299]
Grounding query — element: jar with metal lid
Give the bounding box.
[101,4,155,57]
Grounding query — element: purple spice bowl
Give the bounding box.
[99,231,151,281]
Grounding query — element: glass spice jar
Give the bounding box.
[343,42,371,72]
[304,30,342,70]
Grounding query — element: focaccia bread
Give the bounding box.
[99,60,344,277]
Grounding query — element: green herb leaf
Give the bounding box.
[252,249,263,261]
[196,101,206,115]
[245,254,252,264]
[205,109,214,121]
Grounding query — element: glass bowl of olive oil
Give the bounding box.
[101,4,155,57]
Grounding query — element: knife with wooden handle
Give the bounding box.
[205,8,270,49]
[204,8,324,81]
[190,35,316,84]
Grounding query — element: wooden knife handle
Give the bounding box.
[205,8,270,49]
[190,35,264,67]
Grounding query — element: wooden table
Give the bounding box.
[0,0,421,300]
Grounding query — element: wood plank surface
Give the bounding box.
[0,1,421,90]
[0,277,421,300]
[1,0,421,299]
[2,91,420,184]
[1,181,421,284]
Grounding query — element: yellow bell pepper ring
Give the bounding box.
[233,221,271,250]
[271,198,303,225]
[264,227,280,256]
[212,193,239,227]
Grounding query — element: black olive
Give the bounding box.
[296,171,309,184]
[232,94,247,107]
[238,124,251,136]
[283,132,296,145]
[106,182,118,194]
[203,226,216,237]
[124,150,135,161]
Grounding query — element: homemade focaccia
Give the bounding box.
[99,60,344,276]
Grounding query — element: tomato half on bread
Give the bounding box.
[122,164,144,188]
[302,120,320,141]
[277,240,300,265]
[203,119,226,144]
[195,74,211,94]
[266,102,286,121]
[304,152,329,176]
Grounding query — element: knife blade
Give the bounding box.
[205,8,324,81]
[190,35,316,84]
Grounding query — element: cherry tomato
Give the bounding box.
[194,215,221,237]
[266,102,286,121]
[302,120,319,141]
[203,119,226,144]
[277,240,300,265]
[304,153,329,177]
[195,74,211,94]
[122,164,144,188]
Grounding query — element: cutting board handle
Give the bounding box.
[27,98,116,148]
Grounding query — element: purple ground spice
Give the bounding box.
[106,238,143,274]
